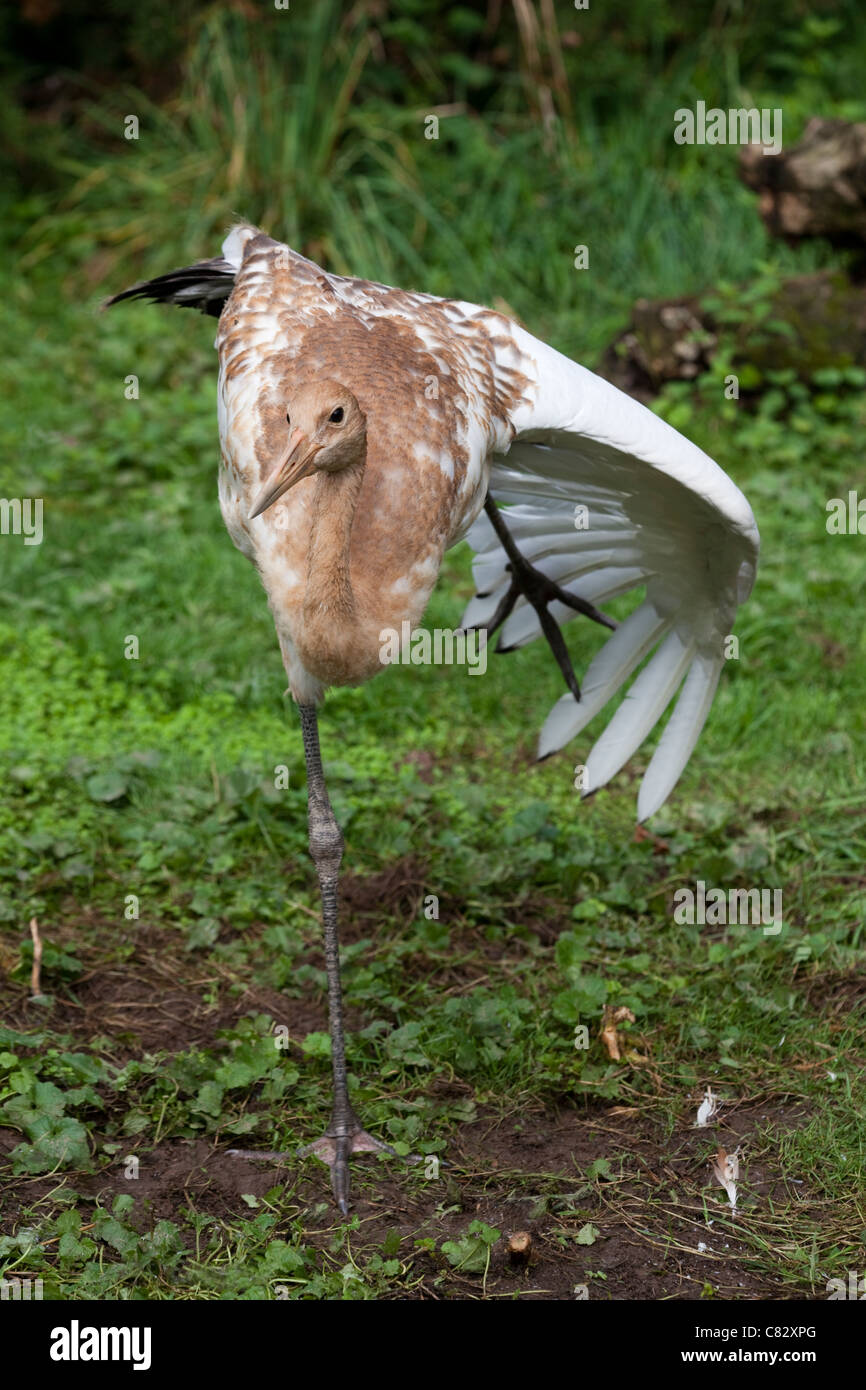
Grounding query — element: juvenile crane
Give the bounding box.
[108,224,759,1211]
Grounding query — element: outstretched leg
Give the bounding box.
[477,494,617,701]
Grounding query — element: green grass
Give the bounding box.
[1,253,864,1298]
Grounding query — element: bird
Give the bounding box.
[106,222,760,1213]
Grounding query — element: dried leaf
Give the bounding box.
[712,1145,739,1211]
[599,1005,636,1061]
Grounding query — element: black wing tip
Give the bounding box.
[102,284,148,312]
[103,260,236,316]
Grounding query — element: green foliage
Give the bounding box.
[13,3,858,355]
[1,1054,96,1175]
[440,1221,501,1275]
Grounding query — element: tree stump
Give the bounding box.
[739,117,866,251]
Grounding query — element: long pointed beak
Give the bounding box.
[248,429,321,519]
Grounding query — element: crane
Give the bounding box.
[107,223,760,1212]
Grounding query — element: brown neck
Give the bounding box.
[301,457,366,644]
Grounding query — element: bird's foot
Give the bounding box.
[481,551,616,701]
[299,1113,421,1214]
[228,1112,420,1215]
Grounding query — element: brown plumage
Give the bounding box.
[245,379,377,690]
[215,227,529,707]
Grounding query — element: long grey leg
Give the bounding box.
[298,703,354,1210]
[295,703,415,1212]
[231,701,417,1212]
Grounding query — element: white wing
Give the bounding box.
[460,322,760,821]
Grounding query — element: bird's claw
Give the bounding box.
[481,555,616,702]
[299,1121,421,1214]
[475,495,616,702]
[228,1122,421,1215]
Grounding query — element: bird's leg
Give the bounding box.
[228,702,416,1208]
[293,703,415,1213]
[475,494,617,702]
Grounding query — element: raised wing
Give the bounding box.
[460,323,760,821]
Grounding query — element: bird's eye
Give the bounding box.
[286,410,291,425]
[329,407,344,424]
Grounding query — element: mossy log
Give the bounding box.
[600,271,866,399]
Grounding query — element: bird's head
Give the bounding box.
[249,379,366,519]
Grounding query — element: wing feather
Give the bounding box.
[460,320,759,818]
[637,655,723,821]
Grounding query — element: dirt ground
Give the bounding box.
[0,870,819,1300]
